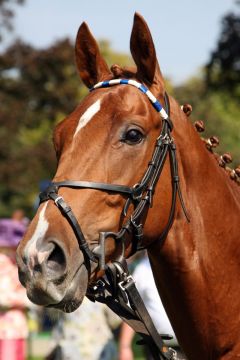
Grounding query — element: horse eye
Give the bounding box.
[124,129,144,145]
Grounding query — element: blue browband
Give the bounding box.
[90,78,169,120]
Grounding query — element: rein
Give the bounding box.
[39,79,189,360]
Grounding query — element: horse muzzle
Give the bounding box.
[16,238,88,310]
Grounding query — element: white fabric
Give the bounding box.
[133,256,178,345]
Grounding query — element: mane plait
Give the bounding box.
[111,64,137,79]
[181,104,240,186]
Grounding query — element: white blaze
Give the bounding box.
[25,202,49,264]
[74,99,101,137]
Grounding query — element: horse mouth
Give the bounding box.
[24,262,89,312]
[47,297,81,313]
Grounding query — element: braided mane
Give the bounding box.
[181,104,240,187]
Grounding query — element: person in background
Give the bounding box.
[0,209,30,360]
[47,296,122,360]
[118,253,187,360]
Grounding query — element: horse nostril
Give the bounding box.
[46,242,66,274]
[18,269,27,287]
[33,264,42,273]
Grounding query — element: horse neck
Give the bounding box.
[148,99,240,358]
[167,98,240,250]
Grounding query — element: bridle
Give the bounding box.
[39,78,189,267]
[39,78,189,360]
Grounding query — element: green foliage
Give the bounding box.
[0,38,132,217]
[174,75,240,166]
[206,12,240,98]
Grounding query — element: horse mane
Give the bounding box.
[110,64,137,79]
[182,104,240,187]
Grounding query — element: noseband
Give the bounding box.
[39,79,189,360]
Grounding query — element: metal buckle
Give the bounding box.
[54,196,64,206]
[157,133,172,145]
[130,217,144,242]
[132,183,143,201]
[93,279,105,291]
[169,347,177,360]
[118,275,134,291]
[92,279,106,298]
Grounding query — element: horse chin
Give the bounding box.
[26,262,89,313]
[50,265,89,313]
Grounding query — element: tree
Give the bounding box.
[0,0,25,41]
[0,38,131,216]
[206,12,240,97]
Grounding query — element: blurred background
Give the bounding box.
[0,1,239,359]
[0,0,240,217]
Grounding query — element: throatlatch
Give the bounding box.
[39,79,189,360]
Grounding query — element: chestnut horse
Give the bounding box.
[17,13,240,360]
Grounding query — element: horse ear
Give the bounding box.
[130,13,165,95]
[75,22,111,88]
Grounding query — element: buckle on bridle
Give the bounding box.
[54,196,63,205]
[130,217,144,239]
[157,133,172,146]
[118,274,134,291]
[169,347,177,360]
[132,183,143,201]
[93,279,106,296]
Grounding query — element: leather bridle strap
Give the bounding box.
[88,260,177,360]
[39,181,133,201]
[113,117,189,256]
[39,185,98,263]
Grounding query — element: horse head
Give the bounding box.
[17,13,182,312]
